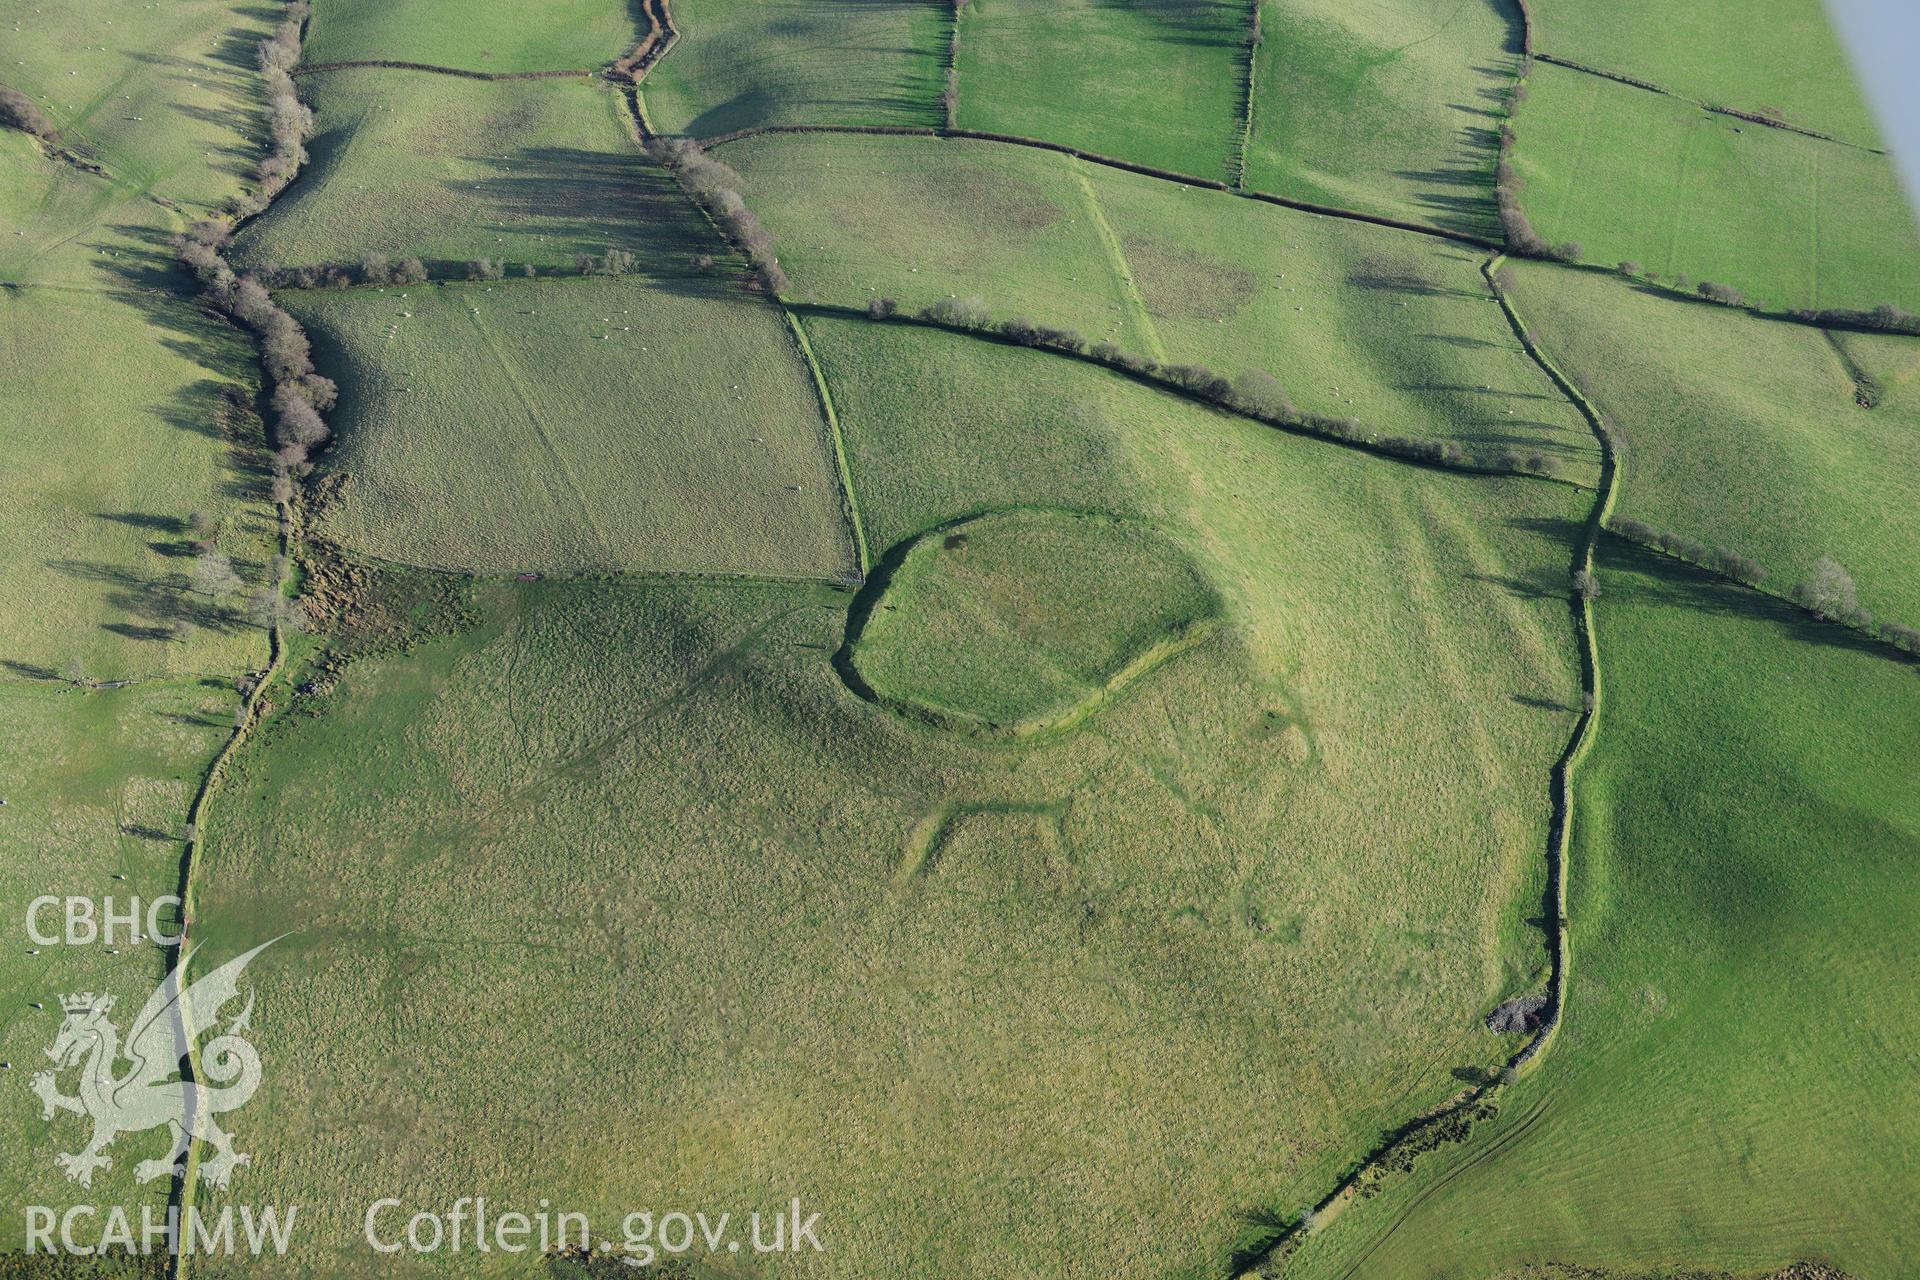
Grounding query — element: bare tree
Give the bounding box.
[1790,556,1861,621]
[191,551,244,598]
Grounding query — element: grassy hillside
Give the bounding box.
[230,72,710,275]
[1287,538,1920,1278]
[0,0,275,213]
[0,287,276,682]
[288,277,857,579]
[727,133,1598,478]
[1506,260,1920,629]
[0,680,240,1247]
[1530,0,1883,144]
[302,0,633,72]
[641,0,947,137]
[0,132,183,289]
[0,0,275,287]
[955,0,1247,181]
[1243,0,1514,236]
[1511,62,1920,313]
[191,317,1584,1276]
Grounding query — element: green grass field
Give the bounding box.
[640,0,948,137]
[285,277,857,578]
[1242,0,1514,235]
[302,0,633,72]
[727,132,1599,478]
[1531,0,1883,144]
[187,312,1585,1276]
[1511,62,1920,312]
[230,72,711,276]
[0,679,240,1247]
[955,0,1248,181]
[0,287,277,683]
[1286,538,1920,1278]
[850,509,1222,735]
[1507,259,1920,629]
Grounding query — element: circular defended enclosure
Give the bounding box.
[844,509,1223,738]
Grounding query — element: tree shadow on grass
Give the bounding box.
[45,556,258,644]
[456,145,742,294]
[1094,0,1243,48]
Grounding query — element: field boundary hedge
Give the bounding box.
[1486,253,1618,1083]
[796,301,1577,485]
[1602,523,1920,661]
[1233,254,1617,1269]
[1532,52,1882,152]
[698,123,1502,250]
[1230,1,1260,189]
[783,310,871,578]
[290,59,595,81]
[167,0,320,1257]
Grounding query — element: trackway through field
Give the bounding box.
[25,0,1881,1275]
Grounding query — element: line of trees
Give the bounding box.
[941,1,966,128]
[254,252,617,288]
[176,224,330,496]
[1615,263,1917,338]
[1610,520,1919,655]
[0,83,57,141]
[1788,302,1920,337]
[1608,516,1769,585]
[355,251,428,285]
[234,2,313,218]
[867,296,1564,478]
[645,137,788,294]
[1494,70,1581,263]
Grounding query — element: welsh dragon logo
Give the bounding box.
[31,939,279,1189]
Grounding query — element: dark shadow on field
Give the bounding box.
[674,66,943,139]
[156,707,231,728]
[96,512,189,534]
[1345,262,1483,301]
[28,238,281,654]
[2,660,60,680]
[1093,0,1244,48]
[48,558,258,642]
[1511,693,1573,712]
[456,145,739,292]
[1461,517,1584,603]
[1599,535,1907,660]
[121,47,263,181]
[1390,157,1500,240]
